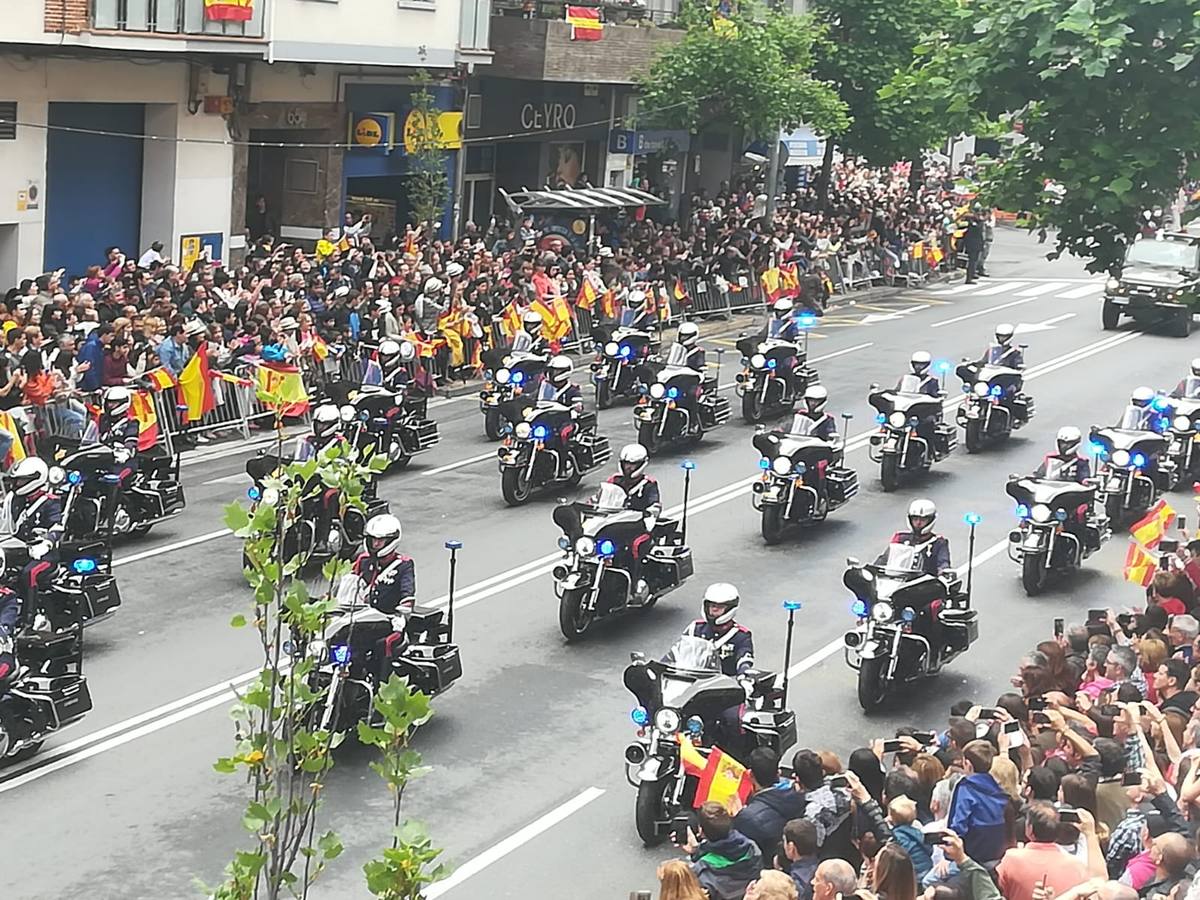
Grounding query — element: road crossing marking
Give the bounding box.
[1058,283,1105,299]
[1016,282,1071,297]
[972,281,1030,296]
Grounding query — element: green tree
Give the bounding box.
[808,0,958,201]
[901,0,1200,272]
[407,72,451,231]
[640,0,848,141]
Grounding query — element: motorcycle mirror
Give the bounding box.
[937,390,947,398]
[630,651,646,663]
[846,556,862,568]
[754,424,767,434]
[868,382,880,391]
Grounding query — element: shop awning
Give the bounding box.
[499,186,664,215]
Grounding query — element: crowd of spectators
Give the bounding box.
[0,160,970,450]
[648,573,1200,900]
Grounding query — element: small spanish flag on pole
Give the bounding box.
[144,366,177,393]
[566,5,602,40]
[1123,541,1158,587]
[673,278,689,306]
[577,279,599,312]
[1130,499,1176,550]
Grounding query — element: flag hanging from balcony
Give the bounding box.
[566,6,603,41]
[204,0,253,22]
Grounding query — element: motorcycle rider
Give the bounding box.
[83,386,142,472]
[603,444,662,603]
[895,351,945,458]
[763,386,840,507]
[293,404,345,552]
[5,459,66,610]
[619,290,655,332]
[352,514,415,616]
[676,583,755,676]
[374,338,415,394]
[881,499,952,576]
[976,323,1025,368]
[535,355,584,412]
[511,311,550,356]
[665,322,707,433]
[766,298,802,342]
[1170,359,1200,400]
[1118,386,1163,432]
[1032,426,1101,552]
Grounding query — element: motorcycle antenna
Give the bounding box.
[445,539,463,641]
[963,513,982,600]
[714,347,726,393]
[680,460,696,543]
[780,600,802,707]
[798,311,817,359]
[839,412,853,463]
[936,359,953,391]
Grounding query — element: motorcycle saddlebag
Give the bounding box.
[933,423,958,455]
[646,544,694,585]
[1011,394,1035,423]
[742,708,797,755]
[702,395,732,427]
[826,467,859,504]
[574,432,612,472]
[407,418,441,452]
[22,674,93,728]
[144,478,186,517]
[399,643,463,696]
[405,605,447,643]
[50,573,122,626]
[941,608,979,652]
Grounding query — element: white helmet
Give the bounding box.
[522,311,543,336]
[364,513,402,558]
[1131,386,1155,408]
[703,582,740,627]
[9,458,48,497]
[378,338,414,371]
[547,354,573,386]
[907,498,937,537]
[444,262,465,279]
[312,403,341,439]
[910,351,932,376]
[803,385,828,414]
[423,277,444,295]
[772,298,793,319]
[103,385,132,419]
[1056,425,1082,457]
[677,322,700,348]
[1191,358,1200,377]
[626,290,647,312]
[995,323,1015,345]
[618,443,649,481]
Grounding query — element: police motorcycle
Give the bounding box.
[0,624,93,765]
[591,294,657,409]
[1162,366,1200,489]
[295,535,463,737]
[621,602,803,846]
[751,401,858,544]
[842,508,980,711]
[479,353,549,441]
[1090,388,1174,524]
[1006,473,1108,596]
[867,359,956,492]
[551,475,694,641]
[955,361,1034,452]
[496,362,612,507]
[634,362,731,455]
[341,386,440,471]
[735,302,821,424]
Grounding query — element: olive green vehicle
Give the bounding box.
[1103,232,1200,337]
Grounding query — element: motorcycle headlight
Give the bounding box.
[871,602,894,623]
[650,383,666,399]
[771,456,792,475]
[1111,449,1131,467]
[1175,415,1191,431]
[605,341,619,357]
[888,412,907,428]
[495,367,511,384]
[750,353,767,370]
[575,536,596,556]
[515,422,532,439]
[654,708,682,733]
[973,382,989,397]
[1031,503,1052,523]
[306,639,328,660]
[1106,276,1120,292]
[47,466,66,486]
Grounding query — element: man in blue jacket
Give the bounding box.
[76,323,110,393]
[684,801,762,900]
[947,739,1010,865]
[732,748,806,861]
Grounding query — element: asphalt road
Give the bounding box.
[3,228,1186,900]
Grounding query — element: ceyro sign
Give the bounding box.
[520,102,577,132]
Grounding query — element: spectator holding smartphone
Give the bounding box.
[680,801,762,900]
[997,802,1100,900]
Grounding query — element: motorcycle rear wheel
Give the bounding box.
[880,455,900,493]
[484,408,503,442]
[857,656,888,711]
[388,439,412,470]
[761,505,785,545]
[637,423,661,456]
[635,778,670,847]
[3,740,44,765]
[500,467,534,507]
[965,421,983,453]
[558,587,593,641]
[1021,553,1049,596]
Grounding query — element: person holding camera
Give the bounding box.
[679,801,763,900]
[997,802,1100,900]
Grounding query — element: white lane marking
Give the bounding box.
[973,281,1030,296]
[420,450,498,477]
[5,331,1144,788]
[1058,283,1105,299]
[112,528,234,568]
[424,787,606,898]
[1016,282,1070,297]
[202,473,248,486]
[1013,313,1077,335]
[810,342,875,363]
[932,294,1043,328]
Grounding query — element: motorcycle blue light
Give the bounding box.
[767,358,777,369]
[532,425,549,440]
[1055,509,1068,521]
[901,608,916,623]
[1152,395,1170,412]
[597,539,616,556]
[961,384,971,393]
[798,313,817,327]
[851,598,868,617]
[759,458,771,469]
[782,600,802,611]
[964,512,982,526]
[875,413,886,424]
[937,360,952,374]
[1159,417,1170,431]
[248,486,262,501]
[681,459,696,471]
[687,716,704,734]
[1015,503,1030,519]
[1088,441,1107,458]
[989,384,1002,397]
[72,558,97,574]
[667,387,679,399]
[620,345,632,358]
[631,706,650,726]
[331,644,351,665]
[1132,452,1146,468]
[511,372,524,384]
[67,470,83,485]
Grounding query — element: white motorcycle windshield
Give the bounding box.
[882,543,921,573]
[664,635,721,671]
[897,374,924,393]
[594,482,629,511]
[334,574,369,609]
[1041,458,1071,481]
[1118,406,1149,430]
[1185,376,1200,399]
[786,415,817,438]
[666,343,688,367]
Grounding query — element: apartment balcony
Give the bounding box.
[485,0,683,84]
[91,0,266,40]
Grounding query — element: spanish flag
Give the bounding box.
[910,241,925,260]
[1131,499,1176,550]
[0,410,26,466]
[577,279,599,312]
[255,361,309,418]
[1123,542,1158,587]
[311,335,329,363]
[145,367,177,393]
[760,267,784,303]
[532,297,573,342]
[130,390,159,452]
[499,302,523,338]
[204,0,252,21]
[694,745,753,811]
[600,289,618,319]
[779,263,800,295]
[566,5,602,40]
[673,279,689,305]
[678,734,707,779]
[177,344,215,423]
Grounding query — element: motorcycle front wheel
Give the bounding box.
[761,505,785,545]
[857,656,889,711]
[880,455,900,492]
[596,380,613,410]
[964,420,983,453]
[741,390,765,424]
[1021,553,1049,596]
[558,587,594,641]
[501,467,534,506]
[635,778,671,847]
[484,408,503,442]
